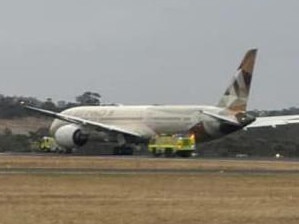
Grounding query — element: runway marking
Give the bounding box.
[0,168,299,175]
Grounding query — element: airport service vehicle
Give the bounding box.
[148,134,195,157]
[39,136,60,152]
[23,49,259,153]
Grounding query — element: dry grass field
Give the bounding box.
[0,155,299,224]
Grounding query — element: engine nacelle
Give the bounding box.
[54,124,89,149]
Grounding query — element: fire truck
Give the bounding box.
[148,134,196,157]
[39,136,60,152]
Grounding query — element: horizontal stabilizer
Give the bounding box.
[201,110,240,126]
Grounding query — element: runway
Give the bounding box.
[1,153,299,175]
[1,167,299,175]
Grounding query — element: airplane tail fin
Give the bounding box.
[217,49,257,112]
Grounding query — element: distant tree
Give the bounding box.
[0,133,31,152]
[57,100,67,109]
[0,95,44,118]
[22,97,42,107]
[28,127,49,141]
[65,102,79,108]
[41,98,57,111]
[3,127,12,136]
[76,91,101,106]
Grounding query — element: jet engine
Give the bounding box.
[54,124,89,149]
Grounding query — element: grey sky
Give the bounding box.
[0,0,298,110]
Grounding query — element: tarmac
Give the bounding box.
[1,152,299,175]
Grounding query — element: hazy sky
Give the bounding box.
[0,0,298,110]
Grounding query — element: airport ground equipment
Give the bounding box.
[148,134,195,157]
[39,136,60,152]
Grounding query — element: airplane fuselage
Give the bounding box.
[50,104,239,143]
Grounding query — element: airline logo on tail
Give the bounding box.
[217,49,257,112]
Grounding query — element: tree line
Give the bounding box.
[0,91,101,119]
[1,91,299,119]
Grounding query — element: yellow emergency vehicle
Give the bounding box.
[39,136,59,152]
[148,134,196,157]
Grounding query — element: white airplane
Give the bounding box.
[23,49,259,152]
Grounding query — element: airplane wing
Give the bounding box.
[23,104,143,137]
[245,115,299,129]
